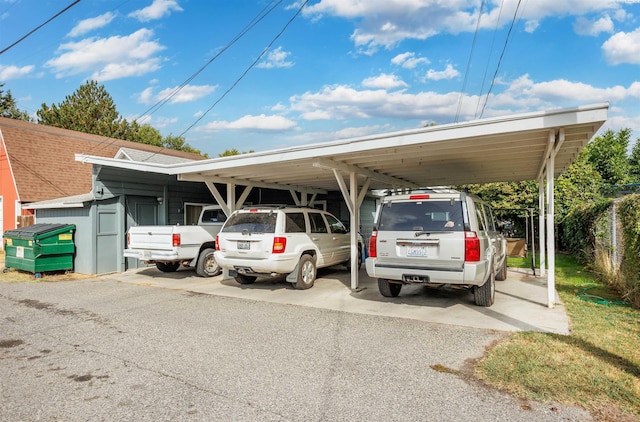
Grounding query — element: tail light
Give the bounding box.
[368,231,377,258]
[172,233,181,247]
[215,235,220,251]
[272,236,286,253]
[127,233,130,246]
[465,232,480,262]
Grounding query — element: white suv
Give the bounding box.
[365,190,507,306]
[215,206,361,289]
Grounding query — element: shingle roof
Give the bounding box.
[0,117,204,203]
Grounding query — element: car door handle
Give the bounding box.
[312,237,319,241]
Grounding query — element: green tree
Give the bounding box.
[37,80,132,139]
[583,128,632,186]
[627,135,640,183]
[36,80,204,156]
[555,151,604,222]
[219,148,254,157]
[0,83,33,121]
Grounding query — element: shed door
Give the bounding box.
[125,196,159,270]
[96,198,119,274]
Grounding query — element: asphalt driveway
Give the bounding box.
[0,275,590,421]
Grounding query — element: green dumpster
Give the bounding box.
[3,223,75,273]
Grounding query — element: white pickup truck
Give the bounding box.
[124,205,226,277]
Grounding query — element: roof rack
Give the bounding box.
[382,186,460,196]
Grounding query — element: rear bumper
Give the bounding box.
[214,252,298,276]
[365,258,488,286]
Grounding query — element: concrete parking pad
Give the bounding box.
[104,266,570,335]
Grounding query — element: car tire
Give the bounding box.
[378,278,402,297]
[195,248,220,277]
[473,268,495,307]
[294,254,316,290]
[495,258,508,281]
[234,274,257,285]
[156,262,180,272]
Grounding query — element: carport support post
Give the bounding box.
[538,179,546,277]
[349,172,360,290]
[546,141,556,309]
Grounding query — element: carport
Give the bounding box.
[77,103,608,308]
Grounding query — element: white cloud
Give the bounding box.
[303,0,626,51]
[45,29,165,81]
[573,15,614,36]
[128,0,183,22]
[138,84,217,105]
[425,64,459,81]
[198,114,297,132]
[0,64,34,80]
[288,74,640,124]
[68,12,116,37]
[257,47,294,69]
[362,73,408,89]
[391,52,429,69]
[287,124,390,144]
[602,27,640,65]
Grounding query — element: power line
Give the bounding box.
[475,0,505,119]
[455,0,486,124]
[479,0,524,119]
[136,0,283,122]
[177,0,310,138]
[0,0,81,56]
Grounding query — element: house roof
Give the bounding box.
[0,117,203,203]
[77,103,609,193]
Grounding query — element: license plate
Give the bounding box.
[237,240,250,250]
[407,246,427,257]
[143,250,152,259]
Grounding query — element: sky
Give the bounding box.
[1,0,640,157]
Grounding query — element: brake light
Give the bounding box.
[127,233,130,246]
[172,233,181,247]
[368,231,377,258]
[465,232,480,262]
[215,235,220,251]
[272,236,286,253]
[409,194,430,200]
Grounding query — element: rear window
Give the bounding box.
[378,200,464,231]
[222,212,277,233]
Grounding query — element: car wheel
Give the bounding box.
[378,278,402,297]
[294,255,316,290]
[473,268,495,307]
[156,262,180,272]
[195,248,220,277]
[495,258,508,281]
[234,274,257,285]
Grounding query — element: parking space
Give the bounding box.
[104,266,570,334]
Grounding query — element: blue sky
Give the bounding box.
[2,0,640,156]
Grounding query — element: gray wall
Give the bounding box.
[35,205,93,274]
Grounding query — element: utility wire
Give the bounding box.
[454,0,486,123]
[89,1,284,157]
[0,0,81,55]
[177,0,309,138]
[136,0,283,122]
[475,0,505,119]
[478,0,524,119]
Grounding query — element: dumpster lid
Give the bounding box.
[3,223,75,238]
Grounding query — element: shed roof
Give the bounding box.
[76,103,608,192]
[0,117,203,203]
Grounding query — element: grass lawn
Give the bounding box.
[477,254,640,421]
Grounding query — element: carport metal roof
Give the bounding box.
[77,103,608,308]
[77,103,608,193]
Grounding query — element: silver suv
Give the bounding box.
[365,190,507,306]
[215,206,362,289]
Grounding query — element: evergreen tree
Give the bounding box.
[0,83,33,121]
